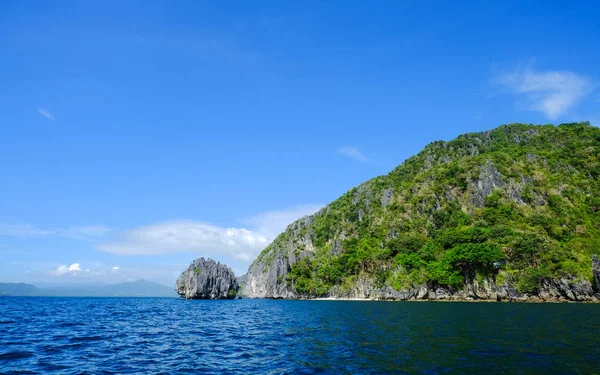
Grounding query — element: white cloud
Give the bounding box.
[96,205,323,263]
[97,221,269,261]
[51,263,115,278]
[0,222,110,241]
[61,263,186,285]
[243,204,324,238]
[112,266,120,271]
[38,108,54,120]
[494,64,595,119]
[337,146,369,162]
[55,263,82,276]
[18,261,185,286]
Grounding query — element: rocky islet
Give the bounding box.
[176,257,239,299]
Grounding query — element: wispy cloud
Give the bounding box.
[0,222,110,241]
[96,205,323,263]
[126,33,259,64]
[337,146,370,162]
[37,108,54,120]
[55,226,112,240]
[0,223,53,237]
[493,63,595,120]
[242,204,324,239]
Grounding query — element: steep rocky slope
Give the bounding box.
[176,257,238,299]
[242,122,600,302]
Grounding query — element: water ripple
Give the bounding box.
[0,297,598,374]
[0,351,34,360]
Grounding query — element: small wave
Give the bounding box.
[38,361,69,371]
[41,345,64,355]
[58,322,86,327]
[0,350,34,361]
[70,336,105,343]
[1,341,31,346]
[54,342,85,351]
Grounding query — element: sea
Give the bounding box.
[0,297,598,374]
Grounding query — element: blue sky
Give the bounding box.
[1,0,599,286]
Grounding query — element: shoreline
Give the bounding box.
[301,298,599,303]
[286,295,600,303]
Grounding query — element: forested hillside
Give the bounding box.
[242,122,600,301]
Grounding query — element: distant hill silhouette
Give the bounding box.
[0,280,177,297]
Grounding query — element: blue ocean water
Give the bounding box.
[0,297,598,374]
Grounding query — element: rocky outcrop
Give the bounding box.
[241,214,318,299]
[470,162,504,208]
[364,272,598,303]
[242,255,600,302]
[241,251,297,299]
[309,275,598,302]
[176,257,238,299]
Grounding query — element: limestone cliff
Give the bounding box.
[176,257,238,299]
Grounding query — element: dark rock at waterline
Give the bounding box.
[176,258,238,299]
[593,254,600,293]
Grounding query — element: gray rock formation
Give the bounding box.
[176,257,238,299]
[242,254,600,302]
[322,271,597,302]
[380,188,393,207]
[470,162,504,208]
[241,213,319,299]
[241,252,297,299]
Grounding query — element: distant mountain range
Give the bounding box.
[0,280,177,297]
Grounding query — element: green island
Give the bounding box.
[243,122,600,301]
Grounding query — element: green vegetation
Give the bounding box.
[194,268,201,275]
[227,289,237,298]
[253,122,600,296]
